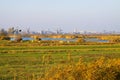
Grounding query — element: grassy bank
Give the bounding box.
[0,41,120,79]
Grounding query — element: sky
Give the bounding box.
[0,0,120,32]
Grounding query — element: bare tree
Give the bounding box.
[0,28,7,36]
[8,27,15,34]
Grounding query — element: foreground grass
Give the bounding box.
[42,57,120,80]
[0,41,120,79]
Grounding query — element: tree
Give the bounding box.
[8,27,15,34]
[0,28,7,36]
[0,28,10,40]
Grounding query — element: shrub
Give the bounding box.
[110,38,120,43]
[0,36,10,40]
[41,57,120,80]
[15,37,22,42]
[76,38,85,43]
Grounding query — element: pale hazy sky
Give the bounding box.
[0,0,120,32]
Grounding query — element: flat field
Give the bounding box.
[0,41,120,80]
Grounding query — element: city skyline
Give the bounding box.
[0,0,120,32]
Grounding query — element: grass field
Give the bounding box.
[0,41,120,80]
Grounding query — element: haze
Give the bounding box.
[0,0,120,32]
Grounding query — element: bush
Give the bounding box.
[76,38,85,43]
[41,57,120,80]
[0,36,10,40]
[110,38,120,43]
[15,37,22,42]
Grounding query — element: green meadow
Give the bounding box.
[0,41,120,79]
